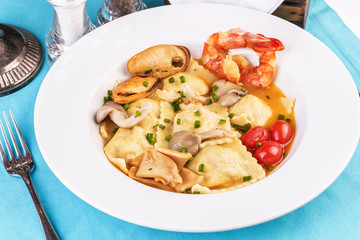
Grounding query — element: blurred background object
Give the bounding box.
[0,24,43,96]
[97,0,147,26]
[46,0,95,64]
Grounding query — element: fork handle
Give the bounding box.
[21,172,60,240]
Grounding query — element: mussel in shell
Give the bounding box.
[112,76,162,104]
[127,44,191,78]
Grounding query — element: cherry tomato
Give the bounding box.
[270,120,293,145]
[241,126,270,149]
[254,141,283,166]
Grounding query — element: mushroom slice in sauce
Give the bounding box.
[169,129,236,156]
[127,44,191,78]
[168,131,201,156]
[212,79,248,107]
[96,101,152,128]
[157,147,192,171]
[173,168,204,193]
[135,148,182,185]
[112,76,162,104]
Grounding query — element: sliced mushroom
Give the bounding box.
[135,149,182,185]
[96,101,152,128]
[168,131,201,156]
[157,147,192,171]
[212,79,248,107]
[169,129,236,156]
[173,168,204,192]
[112,76,162,104]
[127,45,191,78]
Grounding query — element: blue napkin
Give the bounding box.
[0,0,359,239]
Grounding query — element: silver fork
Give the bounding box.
[0,110,59,240]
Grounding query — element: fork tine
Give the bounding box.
[3,111,22,161]
[0,118,15,164]
[9,110,31,157]
[0,121,10,168]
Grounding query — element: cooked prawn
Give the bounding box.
[201,28,284,88]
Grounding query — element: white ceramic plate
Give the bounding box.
[34,4,360,232]
[168,0,284,13]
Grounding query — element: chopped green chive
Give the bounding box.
[211,92,219,101]
[169,77,175,83]
[283,152,288,158]
[278,114,285,120]
[146,133,153,140]
[193,191,200,194]
[194,110,201,116]
[266,95,270,99]
[143,81,149,87]
[159,124,165,130]
[194,120,201,129]
[124,103,129,111]
[187,156,194,164]
[232,123,252,134]
[243,176,252,182]
[212,84,219,91]
[229,113,235,118]
[153,124,159,128]
[241,88,247,93]
[177,97,184,104]
[179,146,187,153]
[205,99,212,105]
[184,188,192,194]
[178,91,185,98]
[180,75,186,83]
[164,118,171,123]
[149,137,157,145]
[112,128,119,134]
[104,89,113,102]
[198,163,205,172]
[285,118,291,123]
[266,166,274,171]
[165,135,172,141]
[104,96,110,102]
[219,119,226,124]
[256,142,262,148]
[136,110,142,117]
[177,119,181,125]
[171,101,181,112]
[107,90,113,96]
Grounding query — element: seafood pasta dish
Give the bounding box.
[95,28,295,194]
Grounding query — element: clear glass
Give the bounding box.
[46,0,95,64]
[97,0,147,26]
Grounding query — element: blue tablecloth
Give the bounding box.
[1,0,359,239]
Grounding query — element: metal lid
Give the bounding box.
[0,24,43,96]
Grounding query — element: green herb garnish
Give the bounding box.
[165,135,172,141]
[159,124,165,130]
[256,142,262,148]
[164,118,171,123]
[198,163,205,172]
[219,119,226,124]
[171,101,181,112]
[179,146,187,153]
[194,110,201,116]
[212,84,219,91]
[278,114,285,120]
[143,81,149,87]
[169,77,175,83]
[136,110,142,117]
[232,123,252,134]
[211,92,219,101]
[243,176,252,182]
[180,75,186,83]
[177,119,181,125]
[149,137,157,145]
[229,113,235,118]
[112,128,119,134]
[194,120,201,129]
[124,103,129,111]
[205,99,212,105]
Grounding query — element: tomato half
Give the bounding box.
[254,141,283,166]
[241,126,270,150]
[270,120,293,145]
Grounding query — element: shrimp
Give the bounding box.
[201,29,284,88]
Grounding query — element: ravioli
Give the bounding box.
[229,94,272,127]
[127,98,160,133]
[187,139,265,188]
[186,59,219,86]
[155,101,176,149]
